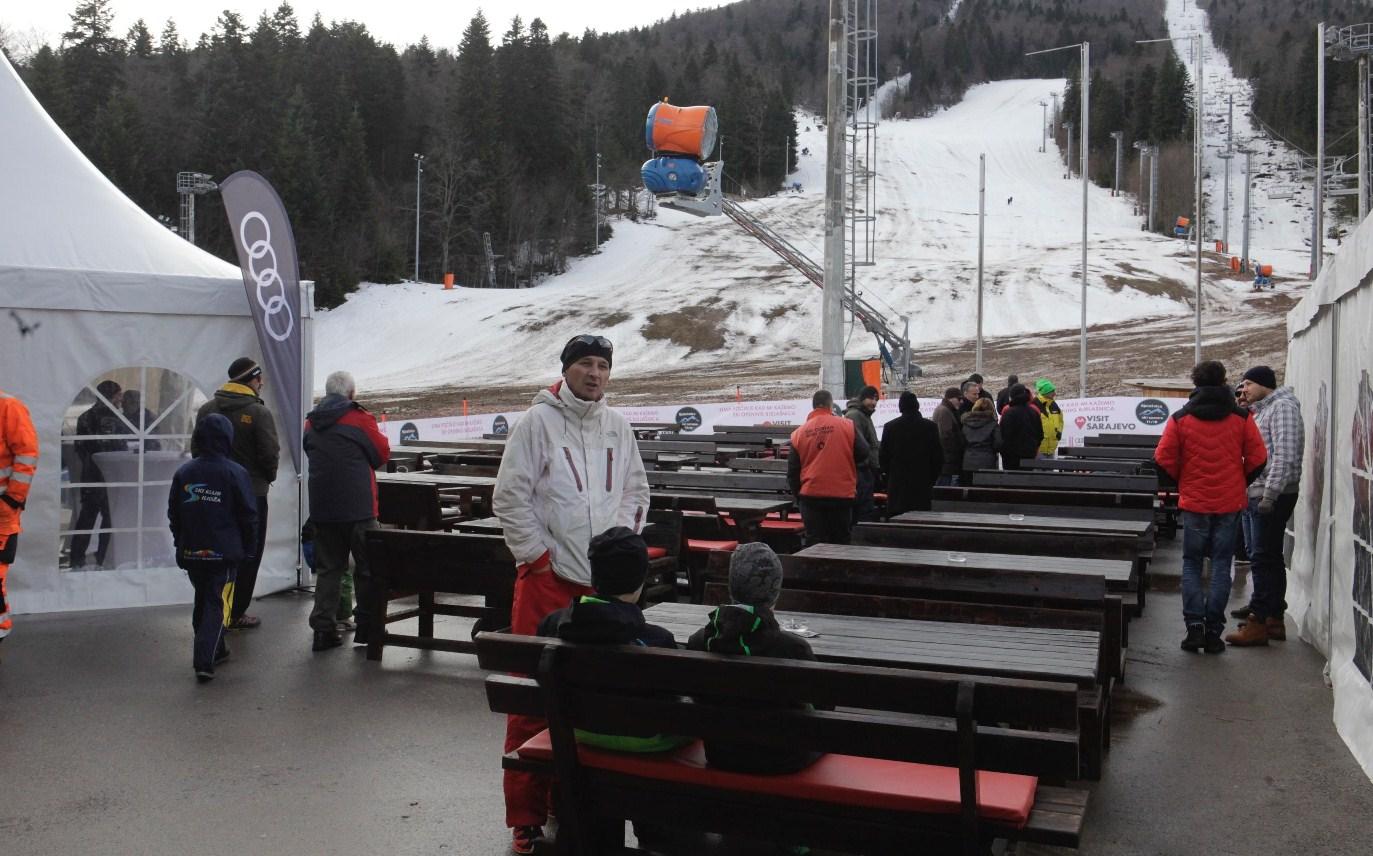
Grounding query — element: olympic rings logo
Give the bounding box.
[238,210,295,342]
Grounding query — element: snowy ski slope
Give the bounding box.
[317,77,1284,396]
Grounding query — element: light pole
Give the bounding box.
[976,153,986,374]
[1140,32,1204,364]
[1065,122,1075,178]
[412,153,424,282]
[1313,22,1327,278]
[1241,147,1253,273]
[1027,41,1090,397]
[1111,131,1124,196]
[1133,140,1148,217]
[1051,92,1060,137]
[590,152,603,253]
[1039,100,1048,152]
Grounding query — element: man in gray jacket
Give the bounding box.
[844,385,881,523]
[1227,365,1303,646]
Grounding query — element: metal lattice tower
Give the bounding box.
[844,0,878,290]
[176,172,217,245]
[1327,23,1373,220]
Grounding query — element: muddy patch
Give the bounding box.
[641,300,738,353]
[594,311,632,327]
[517,309,578,333]
[1103,274,1190,300]
[763,303,800,322]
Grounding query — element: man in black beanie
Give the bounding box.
[879,391,944,515]
[195,356,280,629]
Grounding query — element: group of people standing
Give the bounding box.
[929,373,1065,484]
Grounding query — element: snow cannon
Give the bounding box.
[641,156,707,195]
[1253,262,1274,290]
[1173,216,1190,238]
[645,100,719,160]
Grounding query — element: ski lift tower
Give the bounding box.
[176,171,217,245]
[1327,23,1373,220]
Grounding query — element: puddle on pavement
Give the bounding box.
[1111,686,1164,727]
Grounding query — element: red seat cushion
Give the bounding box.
[873,492,888,503]
[646,546,668,560]
[686,539,739,552]
[759,519,806,533]
[516,730,1037,828]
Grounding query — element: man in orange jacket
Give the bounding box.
[788,389,870,545]
[1,388,39,646]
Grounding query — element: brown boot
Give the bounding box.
[1225,619,1269,646]
[1266,616,1287,641]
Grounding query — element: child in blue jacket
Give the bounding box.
[168,413,258,682]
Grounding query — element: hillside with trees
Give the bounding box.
[0,0,1339,307]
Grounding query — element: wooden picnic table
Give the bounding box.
[651,492,792,542]
[1086,433,1160,448]
[378,471,497,488]
[1019,458,1143,474]
[451,517,505,534]
[890,510,1152,539]
[795,541,1134,590]
[710,424,798,440]
[644,601,1099,685]
[1056,445,1156,461]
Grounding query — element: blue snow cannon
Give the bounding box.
[641,156,707,195]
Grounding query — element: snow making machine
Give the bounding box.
[640,100,723,217]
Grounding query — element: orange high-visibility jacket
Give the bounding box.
[0,388,39,536]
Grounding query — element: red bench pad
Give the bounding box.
[686,539,739,552]
[646,547,669,560]
[759,519,806,533]
[516,730,1037,827]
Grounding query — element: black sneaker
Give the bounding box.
[353,627,371,646]
[1230,604,1256,619]
[312,630,343,651]
[1204,633,1226,654]
[195,668,215,683]
[1181,625,1205,652]
[213,644,231,665]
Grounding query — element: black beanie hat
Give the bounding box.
[588,527,649,596]
[228,357,262,382]
[899,391,919,414]
[1242,365,1277,390]
[560,334,613,372]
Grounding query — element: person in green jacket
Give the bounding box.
[1035,378,1064,457]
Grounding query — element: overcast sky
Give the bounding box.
[2,1,737,52]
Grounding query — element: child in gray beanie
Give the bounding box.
[687,542,821,774]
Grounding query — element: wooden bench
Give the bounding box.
[376,480,469,530]
[726,457,790,473]
[970,470,1158,493]
[639,508,683,605]
[646,469,791,495]
[1086,433,1160,448]
[477,633,1087,855]
[361,529,516,661]
[933,484,1155,514]
[1019,458,1144,474]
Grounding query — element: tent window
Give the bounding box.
[59,367,208,572]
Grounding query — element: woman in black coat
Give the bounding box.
[879,391,944,516]
[997,383,1044,470]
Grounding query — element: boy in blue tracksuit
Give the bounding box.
[168,413,258,682]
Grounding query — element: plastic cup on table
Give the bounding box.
[948,552,968,563]
[1009,513,1026,522]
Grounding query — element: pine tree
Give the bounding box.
[61,0,124,140]
[126,19,154,58]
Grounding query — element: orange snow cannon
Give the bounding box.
[1259,264,1274,277]
[645,100,719,160]
[1175,216,1190,229]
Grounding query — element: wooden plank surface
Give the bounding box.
[795,542,1130,584]
[971,470,1158,492]
[377,471,497,488]
[643,601,1099,684]
[1018,458,1143,474]
[1056,445,1157,461]
[651,492,791,515]
[890,510,1151,537]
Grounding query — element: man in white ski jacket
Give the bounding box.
[492,333,650,853]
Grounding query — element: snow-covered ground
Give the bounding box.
[317,75,1285,396]
[1164,0,1324,276]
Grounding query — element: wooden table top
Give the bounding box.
[377,471,497,487]
[644,602,1099,685]
[452,517,505,533]
[651,492,793,516]
[890,510,1152,537]
[794,542,1133,585]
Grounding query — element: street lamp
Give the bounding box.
[1039,100,1049,152]
[1110,131,1124,196]
[1027,41,1090,397]
[1139,32,1204,365]
[412,153,424,282]
[589,152,604,253]
[1132,140,1149,217]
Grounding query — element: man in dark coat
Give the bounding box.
[303,370,390,651]
[930,387,965,485]
[879,391,944,515]
[844,385,881,524]
[70,380,124,568]
[995,374,1020,413]
[997,383,1044,470]
[195,357,280,629]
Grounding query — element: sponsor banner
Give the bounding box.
[219,170,305,475]
[380,395,1186,447]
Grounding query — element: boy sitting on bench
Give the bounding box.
[538,526,684,752]
[687,542,822,774]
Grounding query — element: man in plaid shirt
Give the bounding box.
[1228,365,1304,646]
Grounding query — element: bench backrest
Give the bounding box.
[476,633,1080,783]
[377,481,446,530]
[647,469,791,494]
[639,440,718,454]
[931,499,1154,522]
[933,485,1155,511]
[1056,445,1157,461]
[1085,433,1160,448]
[363,529,516,597]
[970,471,1158,493]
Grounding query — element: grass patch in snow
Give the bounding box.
[518,310,578,333]
[595,311,632,327]
[1103,274,1189,300]
[763,303,800,322]
[642,300,738,353]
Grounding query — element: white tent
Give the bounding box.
[0,54,311,614]
[1285,211,1373,784]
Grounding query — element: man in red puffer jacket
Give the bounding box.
[1154,360,1267,654]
